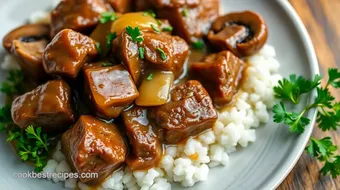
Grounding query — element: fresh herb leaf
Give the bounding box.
[99,11,117,24]
[126,26,144,43]
[273,68,340,178]
[25,126,48,151]
[147,73,153,81]
[156,48,167,61]
[143,9,156,18]
[162,26,173,32]
[106,32,117,48]
[327,68,340,88]
[102,63,113,67]
[1,70,24,96]
[151,24,160,33]
[95,42,102,56]
[273,74,321,104]
[306,137,338,160]
[139,47,145,59]
[306,138,340,177]
[321,156,340,178]
[156,19,162,25]
[192,40,204,49]
[272,102,310,133]
[182,8,189,17]
[0,105,12,131]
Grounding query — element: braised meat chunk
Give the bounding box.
[43,29,98,79]
[122,106,162,170]
[84,64,139,119]
[61,115,127,184]
[191,51,245,106]
[142,32,189,78]
[50,0,111,37]
[111,30,189,82]
[148,80,218,144]
[148,0,199,8]
[11,80,75,134]
[157,0,219,43]
[107,0,132,13]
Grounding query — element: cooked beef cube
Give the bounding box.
[143,32,189,78]
[148,80,217,144]
[111,31,141,83]
[11,80,75,134]
[135,0,153,11]
[157,0,219,43]
[51,0,110,37]
[61,115,127,184]
[111,31,189,82]
[43,29,98,79]
[122,106,162,170]
[148,0,199,8]
[107,0,132,13]
[191,51,245,106]
[84,64,139,119]
[12,39,48,79]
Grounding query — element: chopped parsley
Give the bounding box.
[182,8,189,17]
[156,19,162,25]
[151,24,160,33]
[162,26,173,32]
[139,47,145,59]
[126,26,144,43]
[102,63,113,67]
[192,40,204,49]
[146,73,153,81]
[143,9,156,18]
[99,11,117,24]
[156,48,167,61]
[106,32,117,48]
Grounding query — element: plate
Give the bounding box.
[0,0,319,189]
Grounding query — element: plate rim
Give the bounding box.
[265,1,320,189]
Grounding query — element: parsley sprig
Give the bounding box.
[106,32,117,48]
[1,70,25,96]
[126,26,144,43]
[0,104,51,172]
[273,74,321,104]
[273,68,340,178]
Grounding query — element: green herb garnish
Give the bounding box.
[192,40,204,50]
[139,47,145,59]
[1,70,24,97]
[156,19,162,25]
[156,48,167,61]
[162,26,173,32]
[147,73,153,81]
[0,105,12,132]
[99,11,117,24]
[106,32,117,48]
[126,26,144,43]
[273,68,340,178]
[143,9,156,18]
[102,63,113,67]
[151,24,160,33]
[182,8,189,17]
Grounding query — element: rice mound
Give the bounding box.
[0,9,283,190]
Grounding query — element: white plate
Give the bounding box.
[0,0,319,189]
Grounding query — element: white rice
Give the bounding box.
[34,44,282,190]
[0,6,283,190]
